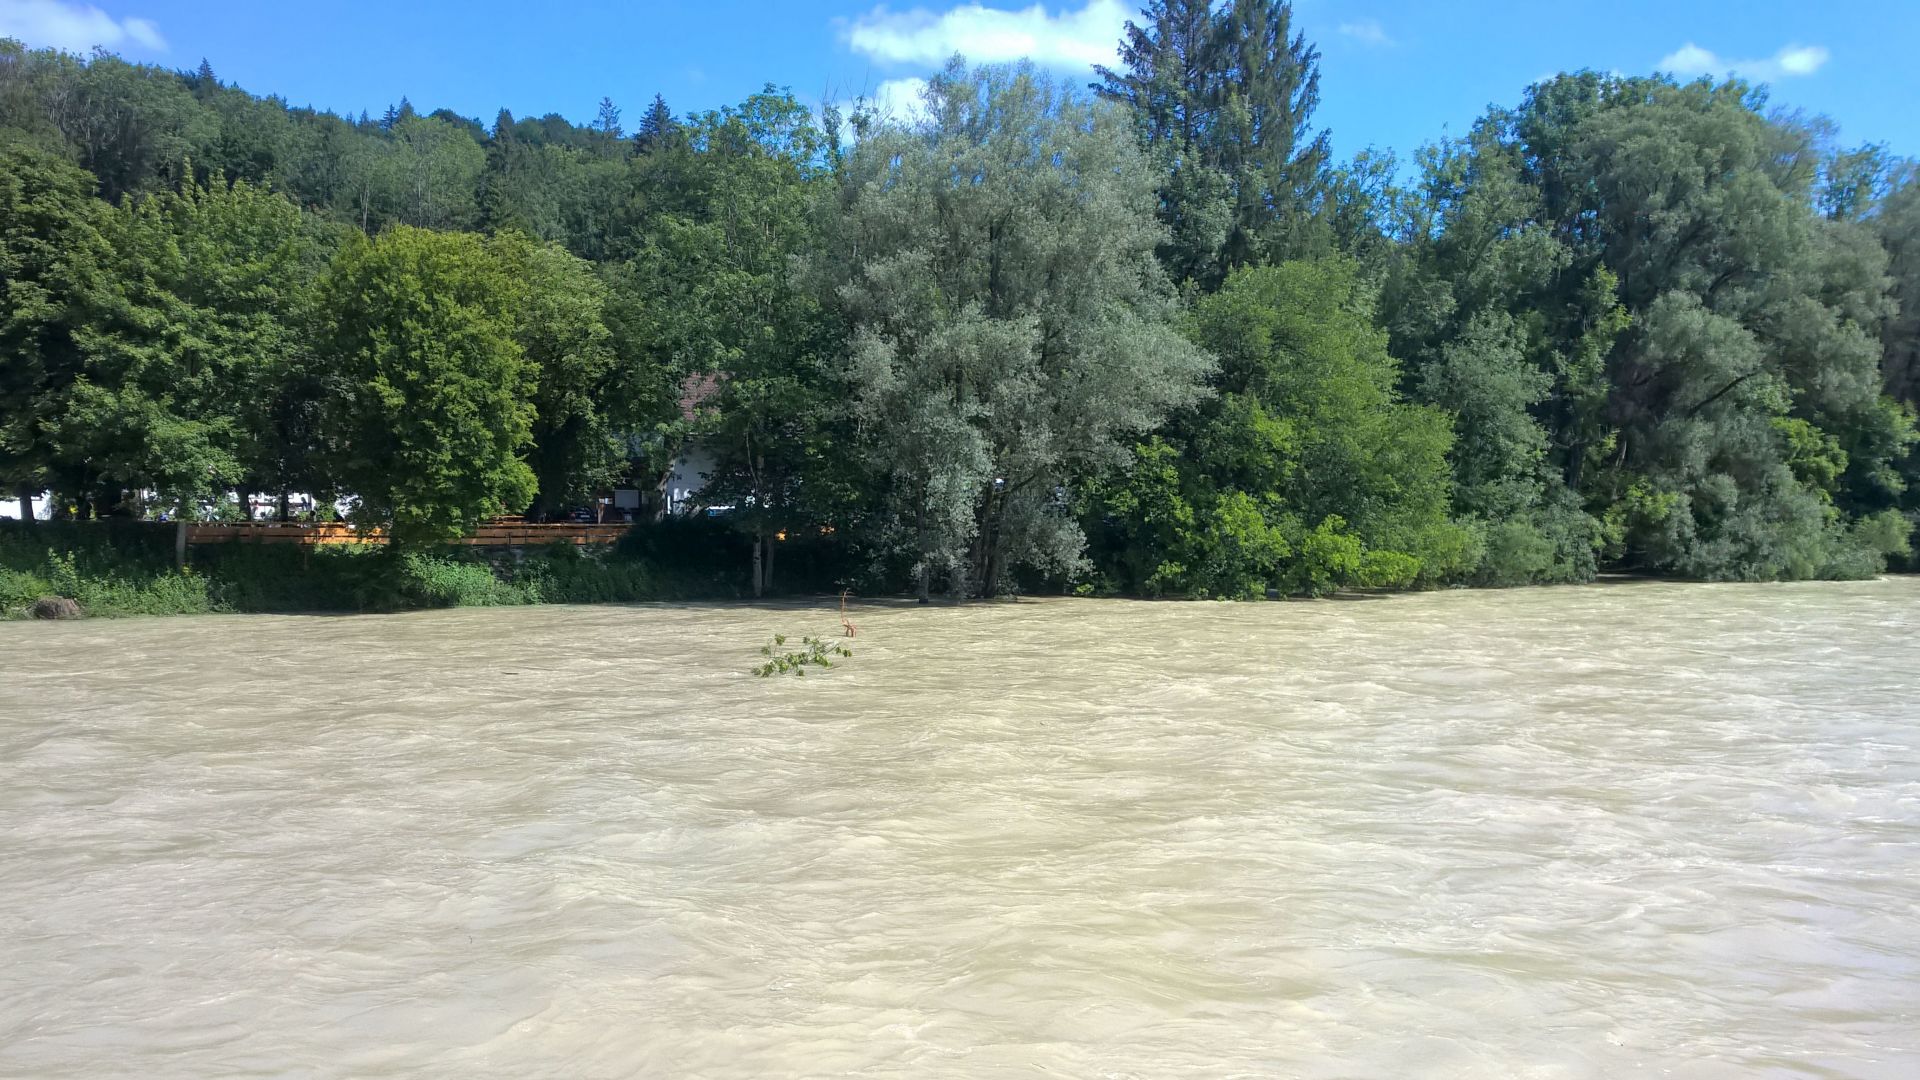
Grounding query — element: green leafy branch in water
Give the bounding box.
[753,633,853,677]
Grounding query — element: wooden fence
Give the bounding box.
[186,520,633,547]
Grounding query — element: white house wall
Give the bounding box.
[660,440,722,516]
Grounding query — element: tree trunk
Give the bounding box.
[973,482,1003,598]
[174,518,188,569]
[16,485,34,525]
[751,533,765,598]
[277,490,291,521]
[1563,441,1585,492]
[764,535,776,595]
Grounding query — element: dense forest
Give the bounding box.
[2,0,1916,601]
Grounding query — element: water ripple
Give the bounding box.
[2,579,1919,1077]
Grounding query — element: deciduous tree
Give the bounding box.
[314,227,534,545]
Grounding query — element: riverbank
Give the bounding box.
[3,518,1912,620]
[0,520,753,618]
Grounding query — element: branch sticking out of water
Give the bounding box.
[754,634,853,677]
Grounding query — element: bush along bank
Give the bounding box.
[0,519,761,619]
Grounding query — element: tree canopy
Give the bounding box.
[822,62,1211,597]
[314,227,535,545]
[0,6,1912,592]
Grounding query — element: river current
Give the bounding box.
[2,579,1917,1077]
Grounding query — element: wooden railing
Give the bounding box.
[186,520,633,547]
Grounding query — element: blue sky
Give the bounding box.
[2,0,1914,164]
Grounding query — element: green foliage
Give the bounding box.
[509,539,746,604]
[491,233,622,518]
[1095,0,1332,285]
[1284,515,1361,597]
[1189,491,1293,600]
[1473,519,1557,587]
[58,169,319,516]
[0,140,113,506]
[1087,258,1465,598]
[620,89,839,594]
[2,38,1914,605]
[0,521,210,616]
[1851,508,1914,562]
[379,550,515,608]
[0,519,759,617]
[753,633,852,678]
[315,227,536,545]
[1386,72,1908,584]
[1076,438,1197,596]
[821,62,1212,598]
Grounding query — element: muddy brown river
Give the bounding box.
[2,579,1918,1077]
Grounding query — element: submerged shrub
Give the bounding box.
[753,634,853,677]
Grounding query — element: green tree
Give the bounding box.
[591,96,624,158]
[1213,0,1330,266]
[491,232,621,520]
[633,94,678,153]
[314,227,534,545]
[1387,73,1911,580]
[1880,165,1920,404]
[624,88,838,594]
[821,62,1211,597]
[478,108,525,234]
[48,169,319,535]
[198,78,291,187]
[1818,142,1894,223]
[34,49,215,201]
[389,115,484,230]
[0,141,112,521]
[1094,0,1231,287]
[1095,0,1328,287]
[1096,258,1465,598]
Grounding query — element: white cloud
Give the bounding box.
[1773,45,1829,75]
[846,0,1130,68]
[870,77,932,122]
[1657,41,1830,81]
[1337,19,1392,48]
[0,0,167,53]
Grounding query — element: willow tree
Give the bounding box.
[819,62,1211,598]
[1388,73,1913,581]
[1876,163,1920,545]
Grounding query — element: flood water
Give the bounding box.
[2,579,1918,1078]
